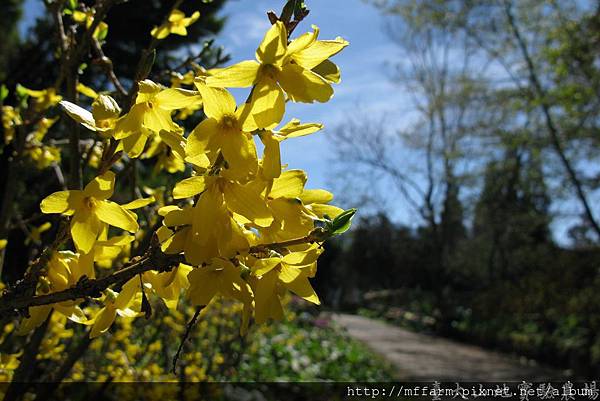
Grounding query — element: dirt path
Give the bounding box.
[332,313,566,381]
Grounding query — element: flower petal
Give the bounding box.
[279,63,333,103]
[154,88,202,110]
[260,133,281,180]
[95,201,139,232]
[59,100,97,131]
[40,190,83,216]
[270,170,307,199]
[194,82,236,120]
[223,182,273,227]
[256,21,287,65]
[71,210,101,253]
[83,171,115,200]
[206,60,260,88]
[173,176,208,199]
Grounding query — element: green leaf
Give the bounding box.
[329,208,357,235]
[0,85,8,103]
[67,0,78,10]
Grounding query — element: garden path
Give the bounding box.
[332,313,566,381]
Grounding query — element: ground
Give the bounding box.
[332,313,566,381]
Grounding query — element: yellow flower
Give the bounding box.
[114,80,201,158]
[2,105,21,144]
[142,130,186,174]
[89,277,141,338]
[40,171,139,253]
[72,9,109,40]
[151,9,200,40]
[206,22,348,128]
[158,187,250,265]
[60,94,121,139]
[26,145,61,170]
[173,175,273,227]
[0,239,7,250]
[186,258,252,333]
[144,263,192,309]
[250,245,322,324]
[185,82,257,178]
[25,222,52,245]
[18,86,62,112]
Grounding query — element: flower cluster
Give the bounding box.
[6,6,351,346]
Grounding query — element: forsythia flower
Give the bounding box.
[25,222,52,245]
[114,80,201,157]
[40,171,139,253]
[18,86,62,112]
[151,9,200,40]
[1,105,21,144]
[185,82,256,178]
[206,22,348,128]
[61,94,121,139]
[72,9,109,40]
[250,244,322,324]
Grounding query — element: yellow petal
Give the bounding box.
[217,132,258,179]
[277,119,323,140]
[59,100,97,131]
[287,25,320,55]
[143,107,177,133]
[121,197,155,210]
[247,77,285,129]
[83,171,115,200]
[292,37,348,70]
[154,88,202,110]
[260,132,281,179]
[223,182,273,227]
[95,201,139,233]
[312,59,341,83]
[252,271,283,324]
[173,176,207,199]
[206,60,260,88]
[256,21,287,65]
[194,83,236,120]
[114,103,145,139]
[121,130,148,158]
[159,130,186,159]
[252,257,281,276]
[163,206,193,227]
[270,169,307,199]
[279,265,303,284]
[71,210,101,253]
[90,305,117,338]
[186,117,218,161]
[40,190,83,216]
[285,275,320,304]
[300,189,333,204]
[279,63,333,103]
[187,267,219,306]
[309,203,344,219]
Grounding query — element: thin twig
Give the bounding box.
[172,306,204,375]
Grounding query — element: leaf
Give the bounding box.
[67,0,78,10]
[141,289,152,319]
[329,208,357,235]
[0,85,8,103]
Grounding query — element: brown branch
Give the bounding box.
[92,38,127,98]
[0,231,327,319]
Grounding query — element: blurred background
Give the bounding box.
[2,0,600,387]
